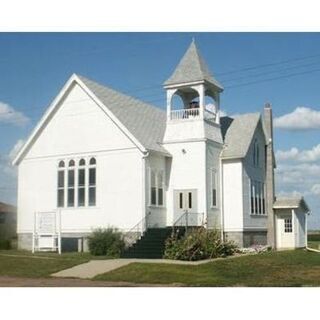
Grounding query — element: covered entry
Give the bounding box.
[274,197,310,249]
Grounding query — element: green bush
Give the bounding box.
[88,228,125,257]
[164,227,237,261]
[0,239,11,250]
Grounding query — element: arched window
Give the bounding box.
[67,160,75,207]
[89,158,96,206]
[57,157,97,208]
[78,159,86,207]
[149,170,164,206]
[57,161,65,207]
[69,159,75,167]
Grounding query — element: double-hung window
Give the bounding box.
[250,179,266,215]
[78,159,86,207]
[157,172,164,206]
[67,160,75,207]
[57,161,65,208]
[150,169,164,207]
[88,157,96,206]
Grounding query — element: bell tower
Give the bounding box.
[163,39,224,143]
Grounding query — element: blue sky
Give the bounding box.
[0,32,320,228]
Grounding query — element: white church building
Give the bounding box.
[13,41,309,254]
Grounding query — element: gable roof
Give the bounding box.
[13,74,169,165]
[274,197,310,213]
[164,40,223,91]
[77,75,168,155]
[220,113,262,159]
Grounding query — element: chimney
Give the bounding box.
[264,103,276,248]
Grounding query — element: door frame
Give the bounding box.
[173,189,198,224]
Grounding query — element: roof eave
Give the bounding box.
[163,79,224,92]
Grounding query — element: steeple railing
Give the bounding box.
[170,108,216,121]
[170,108,200,120]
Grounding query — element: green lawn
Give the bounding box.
[0,250,91,278]
[94,250,320,286]
[308,241,320,250]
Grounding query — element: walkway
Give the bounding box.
[51,258,218,279]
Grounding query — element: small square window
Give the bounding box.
[284,218,292,233]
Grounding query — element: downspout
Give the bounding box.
[204,143,208,228]
[219,150,225,241]
[142,151,150,231]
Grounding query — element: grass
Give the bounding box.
[94,250,320,286]
[0,250,91,278]
[308,241,320,250]
[308,233,320,250]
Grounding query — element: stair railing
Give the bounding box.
[172,211,206,235]
[124,212,151,248]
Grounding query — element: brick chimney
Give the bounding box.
[264,103,276,248]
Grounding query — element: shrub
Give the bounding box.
[164,227,237,261]
[88,228,125,257]
[0,239,11,250]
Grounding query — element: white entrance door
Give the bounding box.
[277,213,294,249]
[173,189,198,225]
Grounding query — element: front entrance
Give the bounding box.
[173,189,199,225]
[276,213,294,249]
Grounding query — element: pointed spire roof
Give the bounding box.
[164,40,223,91]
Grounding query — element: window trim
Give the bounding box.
[284,217,293,233]
[250,179,267,216]
[57,156,97,209]
[88,158,97,207]
[148,168,165,208]
[57,168,65,208]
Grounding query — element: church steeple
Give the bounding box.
[164,39,223,91]
[164,40,223,125]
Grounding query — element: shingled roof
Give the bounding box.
[13,72,263,165]
[78,75,169,155]
[220,113,261,159]
[164,40,223,91]
[274,197,310,212]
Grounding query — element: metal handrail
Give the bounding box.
[172,211,206,235]
[124,212,151,248]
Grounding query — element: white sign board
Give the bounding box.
[37,212,56,234]
[33,211,61,254]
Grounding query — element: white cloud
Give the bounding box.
[275,144,320,162]
[0,101,29,126]
[274,107,320,130]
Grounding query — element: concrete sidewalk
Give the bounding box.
[51,258,217,279]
